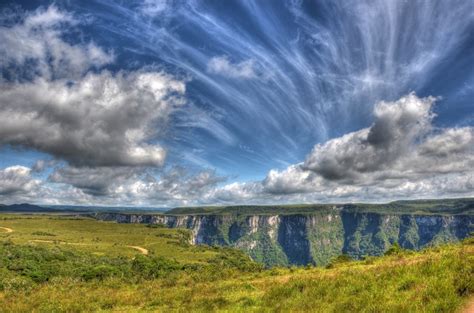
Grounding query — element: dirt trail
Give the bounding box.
[0,227,13,233]
[462,298,474,313]
[30,240,103,247]
[29,239,149,255]
[126,245,149,255]
[30,239,55,243]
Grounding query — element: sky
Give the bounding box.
[0,0,473,207]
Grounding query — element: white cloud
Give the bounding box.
[0,71,185,167]
[0,5,113,80]
[139,0,169,17]
[45,165,225,206]
[0,5,186,168]
[0,166,40,198]
[208,56,258,79]
[303,93,437,181]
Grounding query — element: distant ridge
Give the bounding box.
[0,203,58,213]
[166,197,474,215]
[0,203,167,214]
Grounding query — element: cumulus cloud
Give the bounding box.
[303,93,437,181]
[0,71,185,167]
[257,93,474,201]
[0,166,40,197]
[0,5,186,168]
[263,165,314,194]
[47,165,225,206]
[208,56,258,79]
[301,93,474,184]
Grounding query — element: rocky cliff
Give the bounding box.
[93,208,473,267]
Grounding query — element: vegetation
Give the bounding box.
[167,197,474,215]
[0,214,472,312]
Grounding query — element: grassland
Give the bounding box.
[0,214,221,262]
[0,214,473,312]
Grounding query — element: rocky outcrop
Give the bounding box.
[92,211,473,267]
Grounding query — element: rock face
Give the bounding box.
[93,210,473,267]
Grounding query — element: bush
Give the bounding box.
[131,255,182,278]
[326,254,352,269]
[385,242,403,256]
[146,224,165,228]
[31,231,56,236]
[81,265,120,281]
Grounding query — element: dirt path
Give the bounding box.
[126,245,149,255]
[462,297,474,313]
[30,240,101,246]
[30,239,55,243]
[29,240,149,255]
[0,227,13,233]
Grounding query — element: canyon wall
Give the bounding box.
[93,209,473,267]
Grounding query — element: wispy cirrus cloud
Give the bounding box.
[208,56,258,79]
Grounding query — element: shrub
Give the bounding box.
[146,224,165,228]
[385,242,403,255]
[326,254,352,269]
[131,255,181,279]
[31,231,56,236]
[80,265,120,281]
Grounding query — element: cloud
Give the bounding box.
[3,94,472,206]
[0,166,40,196]
[47,165,225,206]
[0,5,186,168]
[256,94,474,201]
[207,56,258,79]
[303,93,437,181]
[139,0,169,17]
[1,2,472,207]
[0,71,185,167]
[0,5,113,80]
[262,165,314,195]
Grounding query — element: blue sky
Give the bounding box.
[0,0,473,206]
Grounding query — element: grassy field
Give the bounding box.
[0,214,220,262]
[0,214,473,312]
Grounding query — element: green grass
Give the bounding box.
[0,214,473,312]
[0,214,220,262]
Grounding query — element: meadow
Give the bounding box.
[0,214,472,312]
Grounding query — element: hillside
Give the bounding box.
[0,214,472,312]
